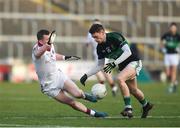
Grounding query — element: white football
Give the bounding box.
[91,83,107,99]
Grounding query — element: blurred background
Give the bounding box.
[0,0,180,83]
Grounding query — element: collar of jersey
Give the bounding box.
[37,41,51,51]
[37,41,43,47]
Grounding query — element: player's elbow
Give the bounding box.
[122,44,132,57]
[126,49,132,57]
[34,54,41,59]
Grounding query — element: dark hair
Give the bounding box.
[89,24,104,34]
[93,19,100,22]
[37,29,50,40]
[170,22,177,27]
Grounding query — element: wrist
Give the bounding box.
[113,61,118,66]
[85,73,90,77]
[65,56,71,60]
[62,56,65,60]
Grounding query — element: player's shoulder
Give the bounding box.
[162,32,170,37]
[32,43,38,50]
[107,32,125,43]
[106,32,123,37]
[176,32,180,37]
[161,32,169,40]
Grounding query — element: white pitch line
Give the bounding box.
[2,115,180,120]
[106,116,180,119]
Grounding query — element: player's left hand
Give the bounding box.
[47,30,56,45]
[103,62,116,73]
[65,56,81,60]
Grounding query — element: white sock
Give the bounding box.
[90,110,96,116]
[125,105,132,109]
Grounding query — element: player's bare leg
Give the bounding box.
[165,66,173,92]
[104,72,118,96]
[126,78,144,101]
[63,79,97,102]
[166,66,177,93]
[96,71,105,84]
[54,91,108,117]
[169,65,178,93]
[117,66,135,118]
[127,78,153,118]
[165,66,171,81]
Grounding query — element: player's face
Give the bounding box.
[42,35,49,44]
[170,25,177,35]
[39,35,49,44]
[92,30,106,44]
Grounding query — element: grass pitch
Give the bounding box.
[0,81,180,127]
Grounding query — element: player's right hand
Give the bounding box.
[80,74,88,86]
[103,62,116,73]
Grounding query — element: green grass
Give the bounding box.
[0,81,180,127]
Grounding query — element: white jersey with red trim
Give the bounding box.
[32,43,58,86]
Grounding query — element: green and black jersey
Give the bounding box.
[97,32,139,71]
[161,32,180,54]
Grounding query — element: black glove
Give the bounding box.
[65,56,81,60]
[103,62,116,73]
[47,30,56,45]
[80,74,88,86]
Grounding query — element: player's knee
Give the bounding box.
[117,77,125,86]
[72,90,83,99]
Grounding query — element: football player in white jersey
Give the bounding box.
[86,19,118,96]
[32,29,108,118]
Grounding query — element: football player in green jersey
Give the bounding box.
[80,24,153,118]
[161,22,180,93]
[85,19,118,96]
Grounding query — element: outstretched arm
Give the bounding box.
[56,53,65,61]
[56,54,81,61]
[86,59,105,77]
[80,58,105,86]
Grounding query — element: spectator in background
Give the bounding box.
[161,22,180,93]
